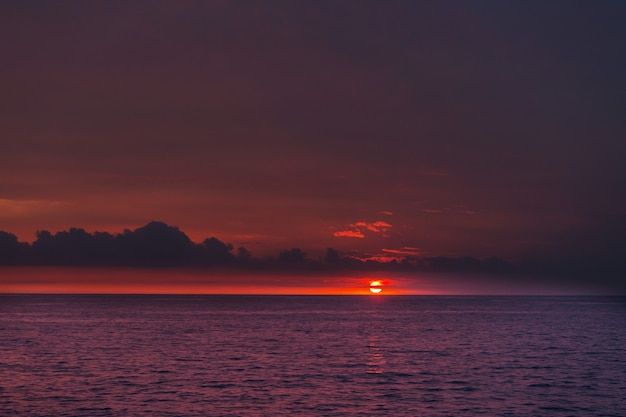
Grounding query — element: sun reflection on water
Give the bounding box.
[366,336,386,374]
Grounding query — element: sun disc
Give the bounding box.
[369,280,383,294]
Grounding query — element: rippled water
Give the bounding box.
[1,295,625,416]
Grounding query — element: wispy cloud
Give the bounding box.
[333,230,365,238]
[350,246,421,263]
[333,220,392,238]
[382,247,421,256]
[0,199,70,217]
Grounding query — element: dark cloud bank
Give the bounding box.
[1,222,624,293]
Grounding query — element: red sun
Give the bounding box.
[369,280,383,294]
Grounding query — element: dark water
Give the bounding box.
[1,295,625,416]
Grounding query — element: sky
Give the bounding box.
[1,1,625,294]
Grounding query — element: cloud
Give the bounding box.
[371,221,392,229]
[355,222,383,232]
[351,246,421,263]
[0,231,29,264]
[333,230,365,238]
[0,199,70,217]
[278,248,307,263]
[21,221,239,267]
[382,247,421,256]
[379,211,393,216]
[333,220,393,237]
[355,253,400,263]
[1,222,625,293]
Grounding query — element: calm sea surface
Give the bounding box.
[1,295,625,416]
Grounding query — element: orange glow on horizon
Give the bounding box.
[0,267,413,295]
[0,283,373,295]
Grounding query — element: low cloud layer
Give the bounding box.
[1,222,624,293]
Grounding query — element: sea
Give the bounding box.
[1,295,625,416]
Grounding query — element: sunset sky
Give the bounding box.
[1,1,625,294]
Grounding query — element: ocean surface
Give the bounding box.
[1,295,625,416]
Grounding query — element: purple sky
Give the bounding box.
[1,1,625,292]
